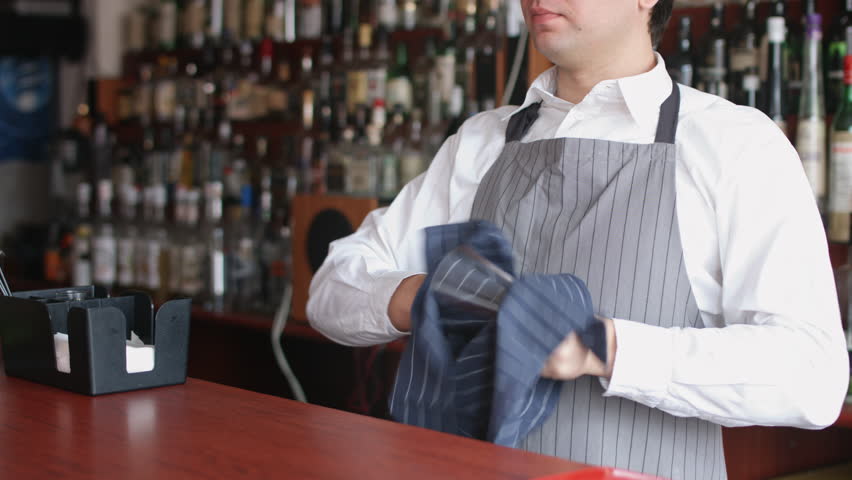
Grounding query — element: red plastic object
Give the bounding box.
[533,467,665,480]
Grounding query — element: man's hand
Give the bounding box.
[387,274,427,332]
[540,316,617,380]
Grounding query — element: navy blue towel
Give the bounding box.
[388,220,607,447]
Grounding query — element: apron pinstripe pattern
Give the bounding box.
[469,80,726,479]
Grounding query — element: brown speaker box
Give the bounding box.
[291,194,378,324]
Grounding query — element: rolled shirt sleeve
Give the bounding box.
[601,108,850,429]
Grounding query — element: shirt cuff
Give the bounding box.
[599,318,674,408]
[368,271,417,338]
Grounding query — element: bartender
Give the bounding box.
[308,0,850,478]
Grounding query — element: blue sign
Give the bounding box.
[0,57,55,163]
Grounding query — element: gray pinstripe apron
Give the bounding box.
[469,79,726,479]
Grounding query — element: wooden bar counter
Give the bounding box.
[0,357,585,479]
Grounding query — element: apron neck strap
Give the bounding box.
[504,77,682,145]
[654,78,680,145]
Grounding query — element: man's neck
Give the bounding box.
[554,48,657,104]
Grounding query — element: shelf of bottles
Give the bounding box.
[44,0,524,317]
[660,0,852,245]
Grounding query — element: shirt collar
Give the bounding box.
[502,53,673,130]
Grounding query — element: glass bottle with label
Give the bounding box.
[158,0,178,51]
[327,126,354,193]
[181,189,207,298]
[115,159,139,290]
[377,0,398,31]
[387,43,413,115]
[368,27,390,110]
[697,3,728,99]
[204,125,228,311]
[829,26,852,244]
[347,25,371,115]
[223,0,243,42]
[797,14,827,214]
[346,108,377,195]
[299,0,323,39]
[827,0,852,116]
[225,164,259,311]
[764,16,788,135]
[728,1,758,105]
[399,108,427,186]
[182,0,206,48]
[92,176,117,291]
[244,0,265,43]
[72,182,93,287]
[667,16,694,87]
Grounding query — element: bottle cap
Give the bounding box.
[767,17,786,43]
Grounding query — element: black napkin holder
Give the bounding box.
[0,286,190,395]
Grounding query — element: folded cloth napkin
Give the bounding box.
[389,220,606,447]
[53,331,155,374]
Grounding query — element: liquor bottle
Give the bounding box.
[346,25,372,115]
[158,0,178,51]
[401,0,417,30]
[145,147,170,300]
[244,0,265,42]
[224,0,243,42]
[317,38,337,137]
[399,108,427,186]
[180,188,207,298]
[374,100,400,200]
[325,0,345,36]
[116,163,139,290]
[346,109,377,195]
[204,124,228,311]
[72,182,93,287]
[697,3,728,99]
[668,16,694,87]
[154,57,178,125]
[798,14,827,213]
[368,27,391,111]
[327,126,353,193]
[226,155,259,311]
[126,5,148,53]
[135,64,154,126]
[378,0,398,31]
[765,16,788,135]
[92,175,117,291]
[827,0,852,116]
[301,47,316,130]
[728,1,759,105]
[299,0,323,39]
[183,0,206,49]
[209,0,225,44]
[168,187,187,296]
[413,37,437,111]
[256,165,278,311]
[266,0,285,41]
[475,32,498,112]
[787,0,816,112]
[387,43,414,115]
[829,27,852,243]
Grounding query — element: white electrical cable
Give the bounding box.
[501,26,530,108]
[271,283,307,403]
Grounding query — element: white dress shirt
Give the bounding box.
[308,54,850,429]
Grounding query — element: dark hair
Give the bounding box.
[649,0,674,48]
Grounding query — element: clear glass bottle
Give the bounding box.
[765,16,788,135]
[829,26,852,244]
[72,182,93,287]
[826,0,852,115]
[728,1,758,105]
[400,108,427,186]
[697,3,728,99]
[797,14,827,214]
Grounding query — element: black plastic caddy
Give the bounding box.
[0,286,190,395]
